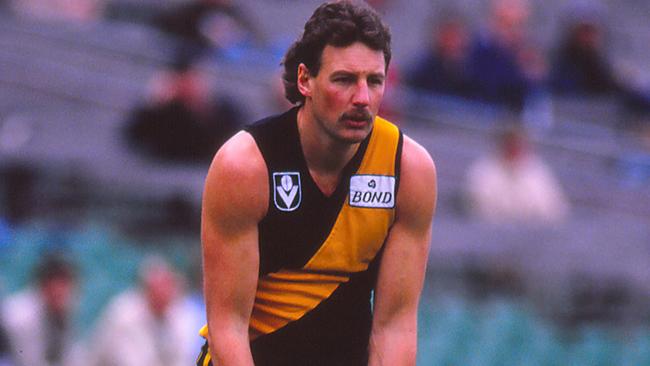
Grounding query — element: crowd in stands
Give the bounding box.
[5,0,650,116]
[2,0,649,160]
[0,252,203,366]
[404,0,650,117]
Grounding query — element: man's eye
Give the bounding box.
[334,77,354,83]
[369,78,384,86]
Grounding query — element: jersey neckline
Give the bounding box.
[288,107,371,200]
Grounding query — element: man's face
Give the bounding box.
[437,21,468,60]
[42,277,76,316]
[302,42,386,144]
[144,266,178,318]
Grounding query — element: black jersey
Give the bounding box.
[198,107,403,366]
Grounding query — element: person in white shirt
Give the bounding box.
[2,254,86,366]
[465,126,569,224]
[89,256,199,366]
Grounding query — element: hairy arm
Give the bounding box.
[201,132,268,366]
[368,136,437,366]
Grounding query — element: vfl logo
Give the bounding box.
[273,172,301,211]
[349,175,395,209]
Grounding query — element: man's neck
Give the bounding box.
[297,106,360,173]
[297,106,361,195]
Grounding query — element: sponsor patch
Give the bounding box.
[273,172,301,211]
[349,175,395,209]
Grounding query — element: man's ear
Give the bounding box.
[296,63,312,98]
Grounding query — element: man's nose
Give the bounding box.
[352,81,370,107]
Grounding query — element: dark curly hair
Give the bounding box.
[282,1,392,105]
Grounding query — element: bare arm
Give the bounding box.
[368,136,437,366]
[201,132,268,366]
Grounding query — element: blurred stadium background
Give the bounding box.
[1,0,650,365]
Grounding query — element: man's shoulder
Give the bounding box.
[204,131,269,219]
[401,135,435,175]
[396,135,437,207]
[217,131,259,158]
[210,131,266,182]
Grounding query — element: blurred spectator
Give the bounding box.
[154,0,261,59]
[6,0,104,23]
[467,0,545,111]
[1,254,85,366]
[549,15,650,117]
[405,12,473,98]
[89,256,198,366]
[124,58,245,163]
[464,126,569,224]
[550,18,617,96]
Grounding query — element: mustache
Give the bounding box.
[340,109,373,123]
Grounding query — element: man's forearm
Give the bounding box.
[368,327,417,366]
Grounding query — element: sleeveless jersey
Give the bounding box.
[198,107,403,366]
